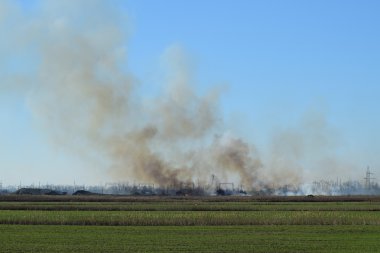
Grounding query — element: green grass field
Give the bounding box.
[1,225,380,253]
[1,196,380,252]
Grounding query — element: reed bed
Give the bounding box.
[1,210,380,226]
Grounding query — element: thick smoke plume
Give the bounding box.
[1,1,258,188]
[1,1,353,189]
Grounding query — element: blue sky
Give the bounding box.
[1,0,380,186]
[124,0,380,139]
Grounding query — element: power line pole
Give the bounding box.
[364,166,375,190]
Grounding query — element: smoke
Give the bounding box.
[154,45,221,141]
[260,109,352,187]
[1,0,226,187]
[211,134,262,188]
[1,1,353,190]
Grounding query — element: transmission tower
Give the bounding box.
[364,166,375,190]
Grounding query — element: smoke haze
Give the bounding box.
[0,1,359,189]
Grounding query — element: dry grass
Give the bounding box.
[1,210,380,226]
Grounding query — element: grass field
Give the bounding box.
[1,196,380,252]
[1,225,380,253]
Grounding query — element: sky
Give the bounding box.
[0,0,380,187]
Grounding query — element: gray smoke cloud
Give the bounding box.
[1,1,352,189]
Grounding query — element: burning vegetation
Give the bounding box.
[3,168,379,197]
